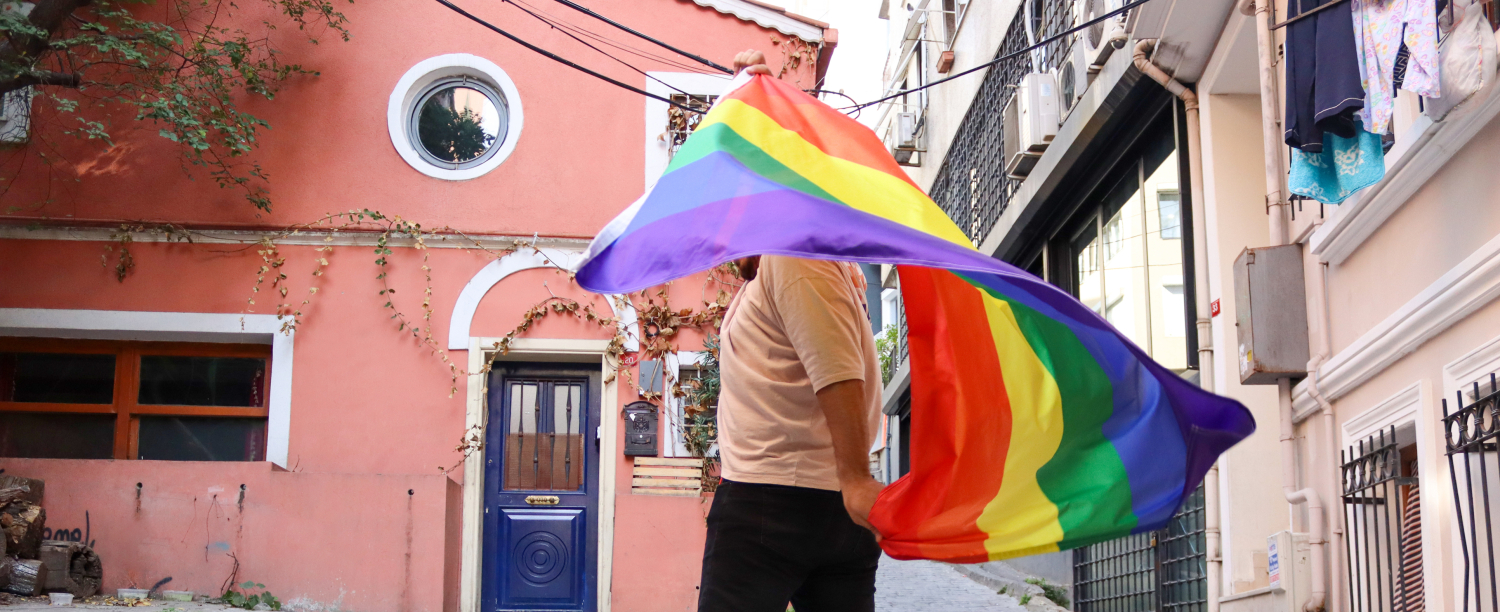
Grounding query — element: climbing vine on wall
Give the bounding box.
[769,34,821,84]
[100,214,743,474]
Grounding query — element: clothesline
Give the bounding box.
[1272,0,1352,30]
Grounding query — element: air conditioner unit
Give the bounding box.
[1078,0,1127,70]
[892,111,920,165]
[1003,72,1059,179]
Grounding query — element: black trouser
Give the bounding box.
[698,480,881,612]
[1283,0,1364,152]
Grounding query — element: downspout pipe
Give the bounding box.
[1246,0,1289,245]
[1132,39,1221,612]
[1242,0,1329,608]
[1307,259,1345,612]
[1282,379,1329,612]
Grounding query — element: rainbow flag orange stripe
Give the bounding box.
[576,74,1254,562]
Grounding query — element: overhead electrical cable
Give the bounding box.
[511,0,726,75]
[544,0,734,74]
[500,0,700,96]
[845,0,1156,111]
[432,0,704,111]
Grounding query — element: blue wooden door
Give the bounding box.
[484,364,599,612]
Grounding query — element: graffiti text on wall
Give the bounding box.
[41,511,95,548]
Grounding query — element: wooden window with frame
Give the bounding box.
[0,338,271,461]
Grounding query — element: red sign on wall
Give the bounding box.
[1210,299,1221,317]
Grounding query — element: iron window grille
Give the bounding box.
[1159,484,1208,612]
[666,94,716,159]
[928,0,1077,246]
[1074,483,1207,612]
[1341,426,1424,612]
[1443,373,1500,611]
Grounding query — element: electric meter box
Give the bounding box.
[1265,531,1311,610]
[1233,245,1310,385]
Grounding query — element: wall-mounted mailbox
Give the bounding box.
[1233,245,1310,385]
[622,401,658,457]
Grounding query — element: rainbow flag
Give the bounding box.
[575,73,1255,562]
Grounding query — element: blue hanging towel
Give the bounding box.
[1288,122,1386,204]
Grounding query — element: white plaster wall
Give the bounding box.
[1198,92,1291,595]
[878,0,1023,190]
[1328,118,1500,354]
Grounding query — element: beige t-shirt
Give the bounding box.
[717,255,882,491]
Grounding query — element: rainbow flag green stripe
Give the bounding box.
[576,73,1254,562]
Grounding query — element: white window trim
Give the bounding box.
[388,54,524,181]
[1342,382,1423,444]
[446,248,638,352]
[1340,380,1439,612]
[662,350,708,459]
[644,71,734,187]
[0,308,295,467]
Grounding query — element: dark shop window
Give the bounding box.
[0,339,270,461]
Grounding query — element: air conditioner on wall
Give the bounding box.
[1078,0,1127,70]
[892,111,920,165]
[1003,72,1059,179]
[1055,44,1088,118]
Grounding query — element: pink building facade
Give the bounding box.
[0,2,834,611]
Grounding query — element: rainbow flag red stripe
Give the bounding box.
[576,73,1254,562]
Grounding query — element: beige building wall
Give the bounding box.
[1199,91,1292,595]
[1329,118,1500,353]
[879,0,1023,191]
[1299,114,1500,612]
[1195,14,1500,608]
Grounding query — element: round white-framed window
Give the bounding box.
[388,54,524,181]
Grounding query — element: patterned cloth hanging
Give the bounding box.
[1396,460,1425,611]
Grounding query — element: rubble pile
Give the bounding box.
[0,476,100,598]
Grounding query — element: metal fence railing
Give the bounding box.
[1444,374,1500,611]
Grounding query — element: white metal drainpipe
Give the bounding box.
[1131,39,1221,612]
[1306,258,1346,612]
[1240,0,1329,609]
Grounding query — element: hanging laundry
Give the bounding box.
[1352,0,1441,135]
[1285,0,1366,153]
[1392,1,1449,89]
[1426,0,1495,121]
[1289,121,1386,204]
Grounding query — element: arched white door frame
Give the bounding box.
[446,248,639,352]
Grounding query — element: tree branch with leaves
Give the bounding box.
[0,0,351,209]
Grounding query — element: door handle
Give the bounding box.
[525,495,561,506]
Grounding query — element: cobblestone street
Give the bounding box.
[875,555,1030,612]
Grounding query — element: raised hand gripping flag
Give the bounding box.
[575,73,1255,563]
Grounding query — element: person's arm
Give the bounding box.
[817,379,884,536]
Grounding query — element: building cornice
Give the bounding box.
[1293,231,1500,420]
[1310,63,1500,264]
